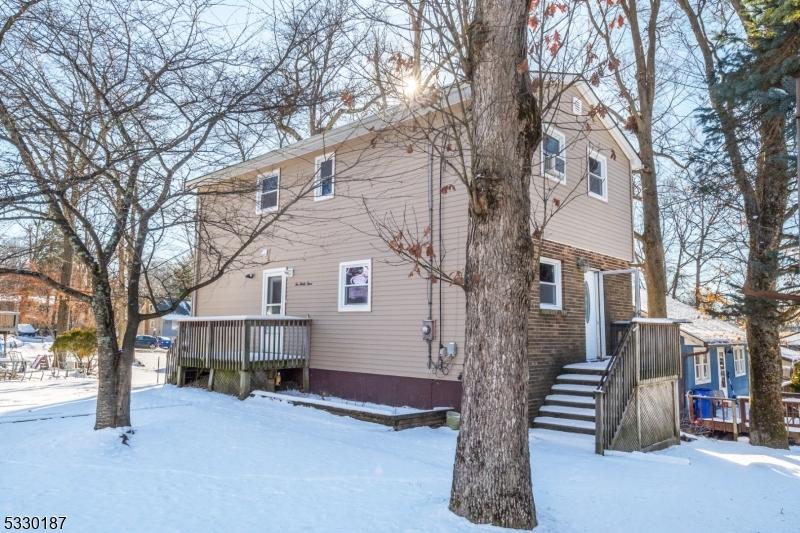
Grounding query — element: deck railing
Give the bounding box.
[595,319,683,454]
[686,393,800,440]
[166,316,311,378]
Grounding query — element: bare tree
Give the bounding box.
[0,0,319,429]
[661,170,739,306]
[444,0,540,525]
[676,0,799,448]
[584,0,671,317]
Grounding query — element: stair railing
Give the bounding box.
[595,322,638,454]
[595,319,683,454]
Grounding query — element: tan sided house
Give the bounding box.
[169,81,685,453]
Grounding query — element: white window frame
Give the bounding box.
[733,346,746,377]
[314,154,335,201]
[261,267,288,316]
[694,352,711,384]
[587,149,608,202]
[541,129,567,184]
[338,259,372,312]
[256,169,280,214]
[539,257,562,310]
[717,346,728,390]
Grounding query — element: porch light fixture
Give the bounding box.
[576,257,590,272]
[245,273,255,279]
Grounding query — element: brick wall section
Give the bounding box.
[528,240,633,417]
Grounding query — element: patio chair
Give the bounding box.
[3,351,26,380]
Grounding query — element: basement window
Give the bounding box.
[338,259,371,312]
[694,353,711,384]
[539,257,562,310]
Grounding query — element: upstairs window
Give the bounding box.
[542,130,566,183]
[733,346,746,376]
[338,259,371,312]
[539,257,562,310]
[694,353,711,384]
[257,171,279,213]
[315,154,335,200]
[587,151,607,201]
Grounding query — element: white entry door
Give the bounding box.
[584,271,602,361]
[261,269,287,356]
[717,347,728,393]
[262,269,287,315]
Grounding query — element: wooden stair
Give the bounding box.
[532,360,609,436]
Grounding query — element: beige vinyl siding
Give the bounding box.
[195,93,634,382]
[196,135,468,382]
[532,86,634,262]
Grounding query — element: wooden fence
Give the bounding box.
[0,311,18,334]
[595,319,683,454]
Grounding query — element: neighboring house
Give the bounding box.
[781,347,800,385]
[139,300,191,338]
[780,327,800,350]
[176,80,682,450]
[653,297,750,400]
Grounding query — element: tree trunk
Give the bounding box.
[449,0,538,528]
[93,281,133,429]
[638,142,668,317]
[745,113,790,449]
[55,232,74,336]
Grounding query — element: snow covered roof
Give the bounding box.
[16,323,36,334]
[781,330,800,347]
[782,347,800,363]
[643,293,746,345]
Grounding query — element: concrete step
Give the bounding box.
[544,394,596,409]
[563,360,610,375]
[556,373,603,386]
[532,416,595,435]
[551,383,596,397]
[539,405,596,422]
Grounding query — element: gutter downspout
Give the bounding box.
[426,140,435,369]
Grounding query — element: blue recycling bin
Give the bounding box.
[693,388,713,418]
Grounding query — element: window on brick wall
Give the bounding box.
[539,257,562,310]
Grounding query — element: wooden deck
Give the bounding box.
[167,316,311,398]
[687,393,800,443]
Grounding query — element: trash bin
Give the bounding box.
[693,388,713,418]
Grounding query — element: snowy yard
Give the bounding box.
[1,358,798,532]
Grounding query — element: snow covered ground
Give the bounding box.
[1,362,798,533]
